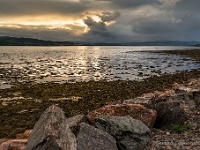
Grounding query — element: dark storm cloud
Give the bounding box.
[128,0,200,41]
[84,17,106,31]
[82,14,118,42]
[95,0,158,9]
[133,21,176,35]
[176,0,200,12]
[0,0,200,42]
[0,0,88,17]
[99,11,120,22]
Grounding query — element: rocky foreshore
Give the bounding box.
[0,77,200,150]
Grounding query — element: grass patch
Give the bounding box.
[172,122,193,133]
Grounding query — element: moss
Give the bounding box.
[172,124,186,133]
[172,122,193,133]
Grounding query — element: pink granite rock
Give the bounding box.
[0,139,27,150]
[155,90,176,98]
[142,92,156,99]
[87,104,157,128]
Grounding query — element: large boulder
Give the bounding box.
[94,116,151,150]
[149,102,187,129]
[77,123,118,150]
[87,104,157,128]
[0,139,27,150]
[25,105,77,150]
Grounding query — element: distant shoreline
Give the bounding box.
[0,36,199,46]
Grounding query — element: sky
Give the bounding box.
[0,0,200,43]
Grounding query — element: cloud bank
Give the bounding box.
[0,0,199,42]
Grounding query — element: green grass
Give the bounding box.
[172,122,193,133]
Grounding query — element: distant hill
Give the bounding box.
[0,36,199,46]
[0,36,76,46]
[87,41,200,46]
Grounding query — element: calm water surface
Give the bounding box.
[0,46,199,88]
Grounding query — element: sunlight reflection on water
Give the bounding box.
[0,46,199,88]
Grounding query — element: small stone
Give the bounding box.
[156,90,176,98]
[23,130,32,139]
[16,130,32,139]
[142,92,155,99]
[2,102,8,106]
[17,110,28,114]
[123,97,152,106]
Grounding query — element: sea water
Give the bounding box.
[0,46,199,88]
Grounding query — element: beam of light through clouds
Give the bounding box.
[0,0,199,42]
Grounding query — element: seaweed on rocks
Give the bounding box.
[0,49,200,138]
